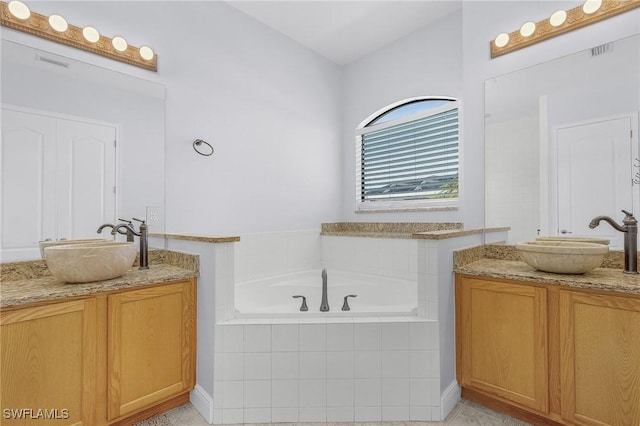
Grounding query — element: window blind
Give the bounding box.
[359,108,458,202]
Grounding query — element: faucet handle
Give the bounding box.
[342,295,357,311]
[622,210,638,226]
[118,218,132,224]
[132,217,146,225]
[292,295,308,312]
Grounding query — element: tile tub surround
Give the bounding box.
[0,248,199,308]
[212,319,442,424]
[199,227,511,425]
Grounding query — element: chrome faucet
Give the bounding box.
[111,217,149,270]
[588,209,638,274]
[320,268,330,312]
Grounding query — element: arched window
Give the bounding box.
[355,97,460,210]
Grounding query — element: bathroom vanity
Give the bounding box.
[0,251,198,425]
[455,246,640,426]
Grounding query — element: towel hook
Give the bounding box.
[193,139,214,156]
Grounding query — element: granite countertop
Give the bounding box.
[1,249,199,309]
[456,257,640,295]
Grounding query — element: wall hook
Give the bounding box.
[193,139,214,156]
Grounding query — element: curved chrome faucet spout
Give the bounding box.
[320,268,330,312]
[588,216,626,233]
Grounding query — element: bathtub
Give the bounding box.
[234,268,417,317]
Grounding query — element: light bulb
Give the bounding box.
[583,0,602,14]
[494,33,510,48]
[520,21,536,37]
[48,15,68,32]
[139,46,154,61]
[549,10,567,27]
[112,36,128,52]
[82,26,100,43]
[7,1,30,20]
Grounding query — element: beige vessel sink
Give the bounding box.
[516,241,609,274]
[39,238,111,259]
[44,242,137,283]
[535,236,610,245]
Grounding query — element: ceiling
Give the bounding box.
[225,1,462,65]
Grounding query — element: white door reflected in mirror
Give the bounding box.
[1,107,117,261]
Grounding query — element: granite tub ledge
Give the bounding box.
[456,257,640,296]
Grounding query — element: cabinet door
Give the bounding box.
[457,276,548,413]
[1,299,97,425]
[107,280,196,420]
[560,291,640,425]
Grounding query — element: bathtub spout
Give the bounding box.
[320,268,330,312]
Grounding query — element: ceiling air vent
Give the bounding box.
[35,54,70,68]
[591,42,613,57]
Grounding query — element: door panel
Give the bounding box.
[557,117,633,249]
[57,120,116,240]
[0,110,57,260]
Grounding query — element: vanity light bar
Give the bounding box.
[0,1,157,72]
[490,0,640,59]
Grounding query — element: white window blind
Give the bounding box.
[357,102,459,206]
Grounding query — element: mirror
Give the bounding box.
[1,40,166,261]
[485,34,640,250]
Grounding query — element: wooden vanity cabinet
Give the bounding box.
[559,291,640,425]
[1,299,97,426]
[107,280,196,420]
[0,278,196,426]
[455,276,549,414]
[456,274,640,426]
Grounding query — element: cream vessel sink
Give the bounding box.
[535,236,610,245]
[39,238,111,259]
[516,241,609,274]
[44,242,137,283]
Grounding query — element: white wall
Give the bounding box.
[15,1,344,236]
[7,2,638,237]
[157,2,343,235]
[340,10,465,224]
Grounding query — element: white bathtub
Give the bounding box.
[234,269,417,317]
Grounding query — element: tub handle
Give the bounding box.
[342,294,357,311]
[292,295,308,311]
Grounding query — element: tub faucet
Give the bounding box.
[111,217,149,270]
[588,209,638,274]
[320,268,330,312]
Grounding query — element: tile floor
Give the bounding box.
[163,400,532,426]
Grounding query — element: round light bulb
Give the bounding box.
[549,10,567,27]
[494,33,510,48]
[82,26,100,43]
[112,36,128,52]
[139,46,154,61]
[520,21,536,37]
[48,15,68,32]
[583,0,602,14]
[7,1,30,20]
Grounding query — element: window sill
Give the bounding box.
[355,206,459,214]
